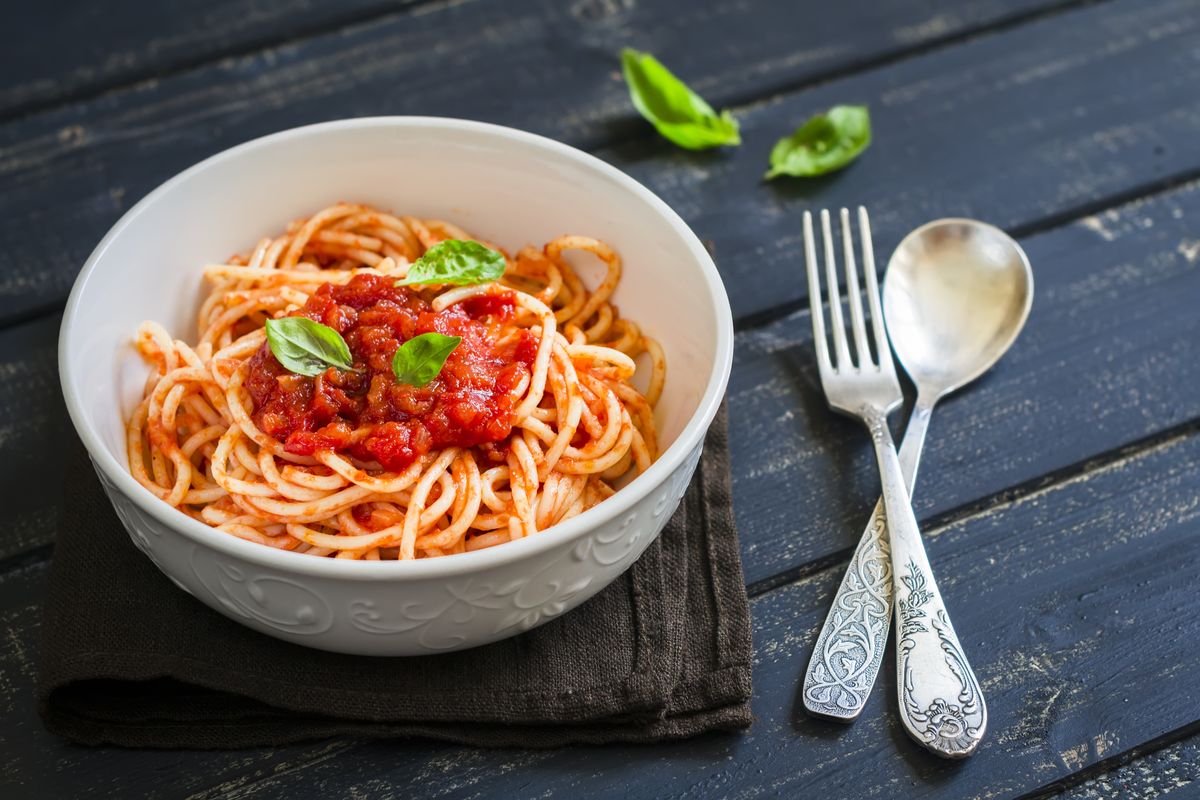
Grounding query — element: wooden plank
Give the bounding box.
[4,170,1198,588]
[1,0,422,117]
[3,0,1062,121]
[3,424,1199,798]
[0,0,1177,324]
[1054,734,1200,799]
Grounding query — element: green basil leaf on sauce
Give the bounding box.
[396,240,506,287]
[620,48,741,151]
[264,317,355,377]
[766,105,871,179]
[391,332,462,388]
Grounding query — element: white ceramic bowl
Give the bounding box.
[59,117,733,656]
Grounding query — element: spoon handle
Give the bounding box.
[802,403,931,720]
[870,414,987,758]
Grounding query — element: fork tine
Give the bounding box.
[858,206,892,373]
[802,212,832,376]
[839,207,873,369]
[820,209,851,370]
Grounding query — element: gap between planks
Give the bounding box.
[734,162,1200,333]
[745,415,1200,598]
[1017,720,1200,799]
[8,159,1200,346]
[0,0,1106,153]
[503,0,1119,165]
[0,0,449,125]
[719,0,1112,121]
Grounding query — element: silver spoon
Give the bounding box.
[802,219,1033,742]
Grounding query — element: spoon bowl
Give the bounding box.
[883,219,1033,397]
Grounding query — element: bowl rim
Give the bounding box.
[59,116,734,581]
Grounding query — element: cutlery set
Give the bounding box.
[799,208,1033,758]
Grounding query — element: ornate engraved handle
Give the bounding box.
[869,413,987,758]
[803,403,931,720]
[802,497,891,719]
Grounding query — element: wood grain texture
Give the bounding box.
[4,425,1198,798]
[2,0,1068,120]
[1050,735,1200,799]
[0,0,1182,325]
[0,0,423,117]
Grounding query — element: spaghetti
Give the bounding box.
[128,203,665,560]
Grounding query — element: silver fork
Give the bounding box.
[800,208,987,759]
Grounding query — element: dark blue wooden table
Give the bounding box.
[3,1,1199,797]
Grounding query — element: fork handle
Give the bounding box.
[802,402,932,720]
[868,413,988,758]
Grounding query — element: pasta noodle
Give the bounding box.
[127,203,664,560]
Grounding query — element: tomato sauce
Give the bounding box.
[245,274,538,471]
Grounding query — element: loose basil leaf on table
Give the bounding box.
[620,48,741,150]
[766,105,871,179]
[392,332,462,388]
[396,239,506,287]
[264,317,355,377]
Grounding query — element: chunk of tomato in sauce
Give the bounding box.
[246,275,538,471]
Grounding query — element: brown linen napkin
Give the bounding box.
[37,405,752,748]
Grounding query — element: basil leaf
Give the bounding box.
[396,240,506,287]
[265,317,355,377]
[620,48,740,151]
[766,105,871,179]
[391,332,462,388]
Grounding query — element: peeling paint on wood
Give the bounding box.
[1053,735,1200,799]
[1,1,428,116]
